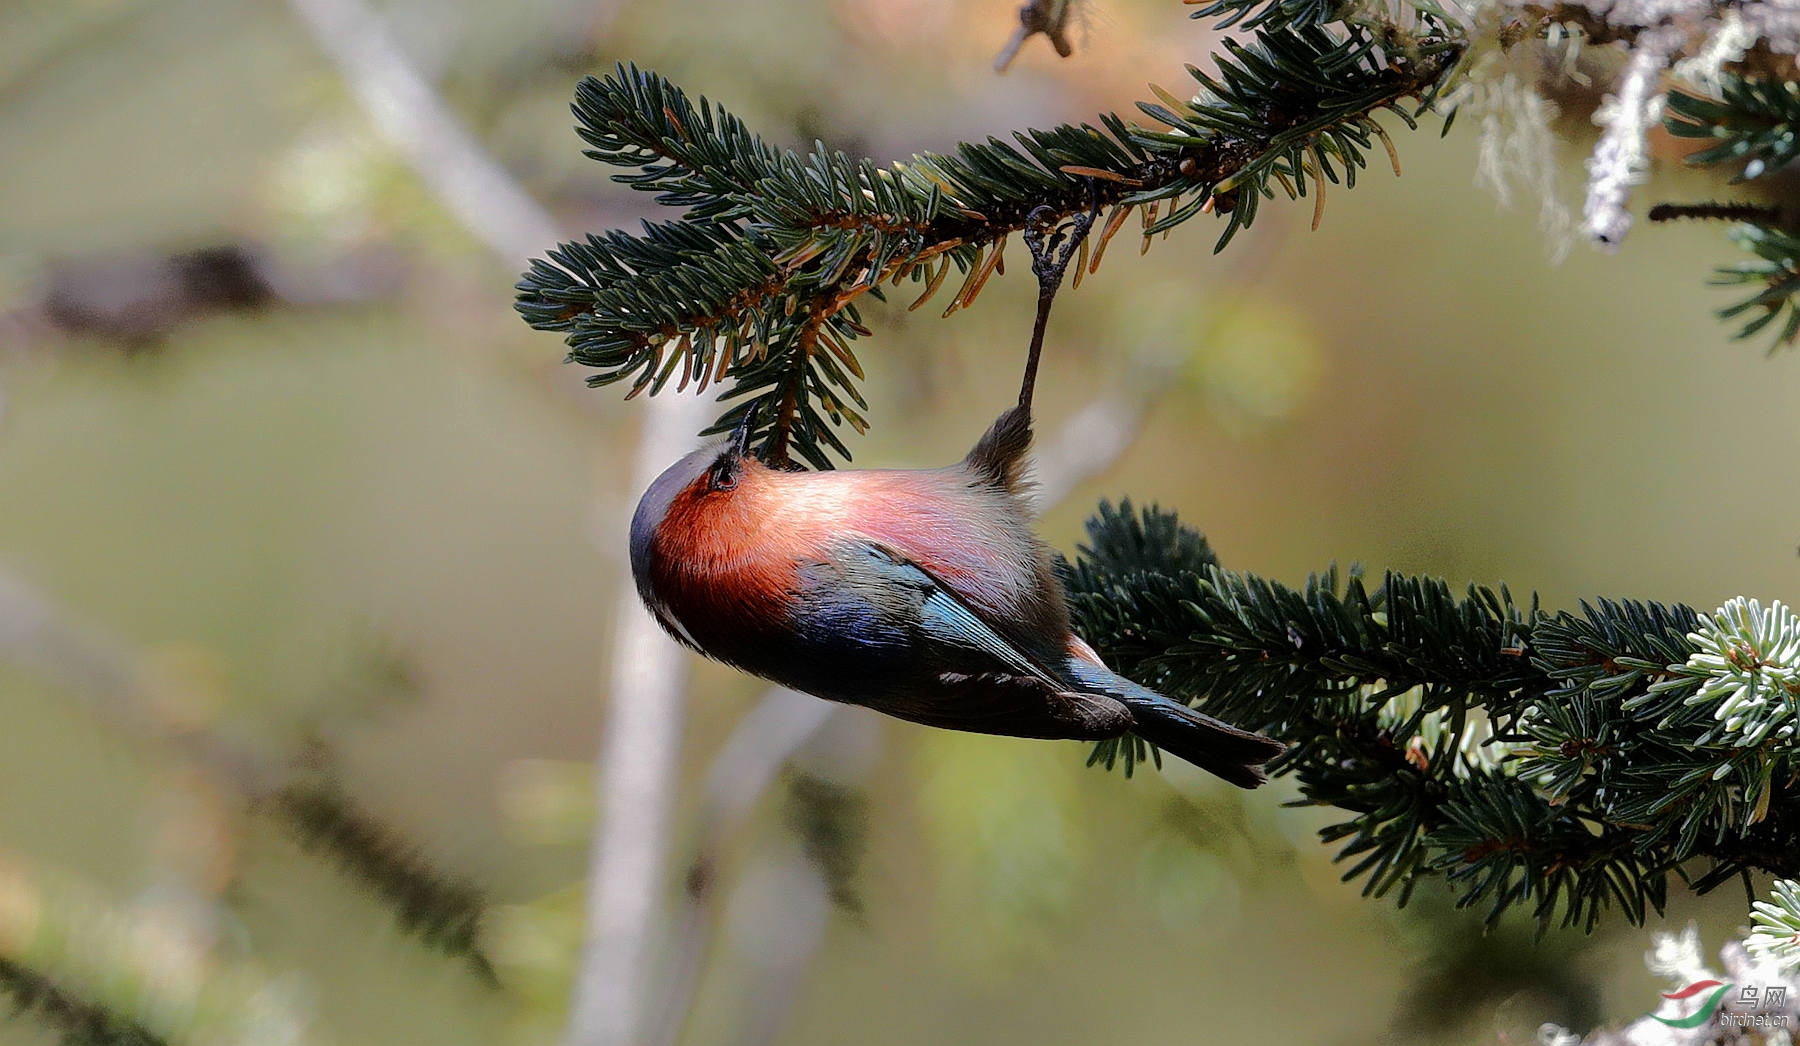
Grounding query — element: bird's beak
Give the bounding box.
[730,405,757,459]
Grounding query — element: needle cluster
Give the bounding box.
[516,1,1461,466]
[1061,501,1800,932]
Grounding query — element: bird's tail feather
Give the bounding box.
[963,406,1032,492]
[1063,660,1284,789]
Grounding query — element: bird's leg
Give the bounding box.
[1018,181,1101,417]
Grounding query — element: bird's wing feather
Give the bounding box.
[822,540,1129,739]
[883,671,1132,740]
[845,541,1063,687]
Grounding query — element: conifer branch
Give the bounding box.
[1661,78,1800,350]
[0,565,496,979]
[1748,878,1800,968]
[0,957,166,1046]
[1059,501,1800,931]
[268,782,497,984]
[506,0,1800,947]
[511,0,1800,463]
[517,18,1461,465]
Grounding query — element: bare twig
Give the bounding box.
[0,564,279,797]
[282,0,698,1034]
[646,689,835,1046]
[713,709,881,1046]
[284,0,561,263]
[567,392,712,1046]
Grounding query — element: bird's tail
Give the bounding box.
[962,406,1032,493]
[1063,659,1284,788]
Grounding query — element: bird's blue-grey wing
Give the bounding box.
[832,542,1059,682]
[801,540,1130,738]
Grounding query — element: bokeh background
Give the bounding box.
[2,1,1797,1043]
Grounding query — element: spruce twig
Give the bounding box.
[1060,501,1800,930]
[268,783,498,984]
[0,564,496,977]
[0,957,165,1046]
[518,23,1459,466]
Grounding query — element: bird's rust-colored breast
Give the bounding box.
[647,469,803,655]
[647,458,1066,658]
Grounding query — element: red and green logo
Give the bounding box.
[1654,980,1732,1028]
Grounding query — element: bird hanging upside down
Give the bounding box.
[628,404,1285,787]
[627,200,1283,787]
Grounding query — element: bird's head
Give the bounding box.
[629,411,764,594]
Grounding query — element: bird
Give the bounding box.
[627,202,1283,787]
[627,403,1284,787]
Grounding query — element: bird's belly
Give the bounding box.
[748,606,966,710]
[659,560,910,696]
[790,614,929,699]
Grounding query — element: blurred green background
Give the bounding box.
[2,1,1797,1043]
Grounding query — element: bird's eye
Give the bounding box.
[707,459,738,492]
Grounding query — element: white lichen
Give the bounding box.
[1454,0,1800,252]
[1582,26,1683,248]
[1441,10,1581,255]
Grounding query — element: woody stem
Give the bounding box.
[1019,183,1100,416]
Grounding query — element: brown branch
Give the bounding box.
[561,42,1454,345]
[0,955,168,1046]
[765,283,875,465]
[790,50,1457,297]
[546,42,1459,463]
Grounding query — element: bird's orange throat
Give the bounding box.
[648,462,807,647]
